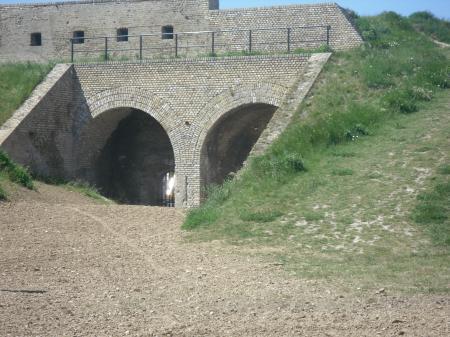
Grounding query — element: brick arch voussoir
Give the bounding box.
[191,83,288,163]
[87,87,175,134]
[80,87,181,174]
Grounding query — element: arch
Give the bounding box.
[76,88,180,206]
[201,102,278,189]
[78,87,181,176]
[189,83,287,199]
[191,83,287,162]
[86,87,177,134]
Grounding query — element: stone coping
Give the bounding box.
[0,0,337,11]
[71,52,314,67]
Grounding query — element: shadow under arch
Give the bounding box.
[77,89,178,206]
[200,102,278,190]
[191,83,286,199]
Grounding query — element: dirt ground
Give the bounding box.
[0,183,449,337]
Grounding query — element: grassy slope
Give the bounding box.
[184,13,450,292]
[409,11,450,44]
[0,63,53,126]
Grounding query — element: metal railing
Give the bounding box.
[69,25,331,62]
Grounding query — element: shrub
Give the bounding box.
[356,17,378,42]
[0,184,6,200]
[409,11,450,43]
[383,88,418,114]
[0,150,34,189]
[252,152,306,180]
[345,123,369,141]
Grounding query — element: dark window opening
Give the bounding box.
[117,28,128,42]
[30,32,42,46]
[73,31,85,44]
[209,0,219,10]
[162,25,174,40]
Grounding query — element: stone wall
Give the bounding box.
[208,3,362,51]
[0,64,81,179]
[0,0,361,62]
[0,0,210,62]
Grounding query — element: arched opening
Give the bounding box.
[200,103,277,192]
[91,108,175,206]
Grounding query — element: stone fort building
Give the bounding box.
[0,0,361,62]
[0,1,362,208]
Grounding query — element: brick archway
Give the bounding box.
[191,83,287,163]
[181,83,287,207]
[76,88,183,205]
[86,87,176,133]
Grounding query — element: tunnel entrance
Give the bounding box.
[201,103,277,192]
[94,108,175,206]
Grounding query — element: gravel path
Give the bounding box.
[0,185,449,336]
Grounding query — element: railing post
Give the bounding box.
[248,29,252,53]
[104,37,108,61]
[175,33,178,58]
[211,31,215,55]
[326,25,331,47]
[287,28,291,53]
[70,38,74,63]
[139,35,143,61]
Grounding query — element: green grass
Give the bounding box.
[0,183,6,201]
[413,167,450,246]
[0,63,53,126]
[409,11,450,44]
[0,150,34,190]
[36,175,113,204]
[185,12,450,230]
[183,12,450,292]
[63,181,113,203]
[0,150,35,200]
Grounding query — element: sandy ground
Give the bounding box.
[0,184,449,337]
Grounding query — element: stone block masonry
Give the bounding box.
[0,54,329,207]
[0,0,362,62]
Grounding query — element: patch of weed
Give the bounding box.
[330,149,357,158]
[413,178,450,246]
[183,206,219,230]
[439,164,450,175]
[64,182,111,203]
[0,183,6,200]
[239,209,283,223]
[303,211,325,222]
[0,151,34,189]
[332,168,354,176]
